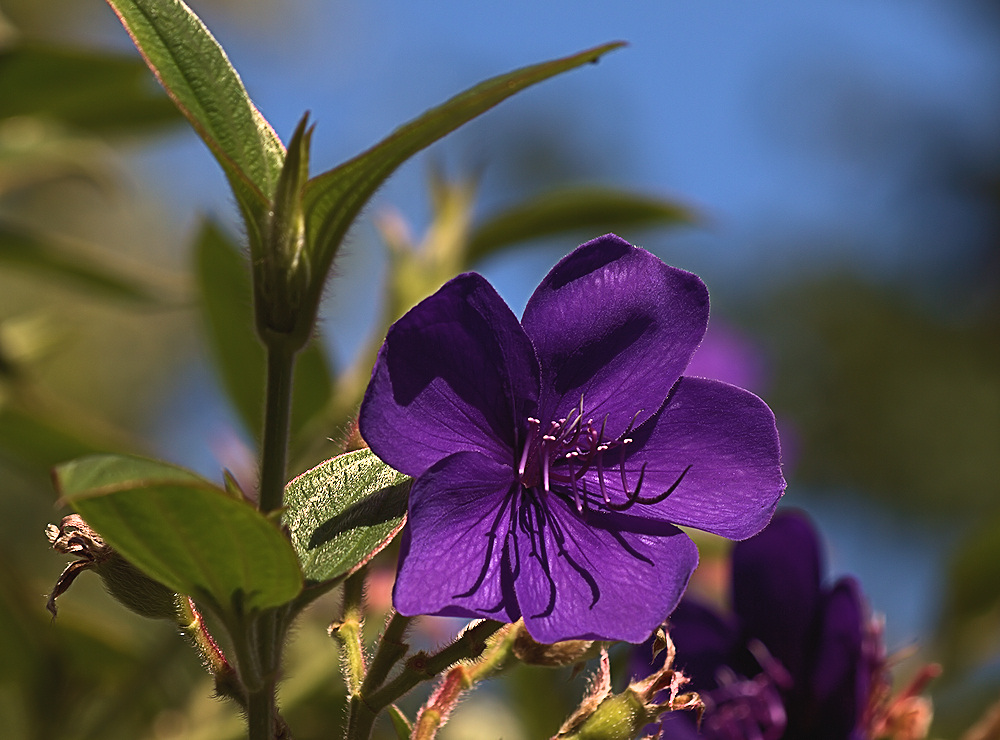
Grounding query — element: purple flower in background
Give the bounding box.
[360,234,785,643]
[641,510,880,739]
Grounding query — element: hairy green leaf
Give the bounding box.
[55,454,302,613]
[103,0,284,231]
[283,449,410,585]
[465,187,698,265]
[300,42,625,324]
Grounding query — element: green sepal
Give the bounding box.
[258,113,314,340]
[194,220,333,442]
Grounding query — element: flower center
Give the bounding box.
[516,399,691,513]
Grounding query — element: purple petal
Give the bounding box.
[393,451,520,623]
[511,493,698,643]
[591,376,785,539]
[360,273,539,477]
[731,510,823,682]
[801,577,866,737]
[522,234,709,439]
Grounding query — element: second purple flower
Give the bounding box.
[360,233,785,643]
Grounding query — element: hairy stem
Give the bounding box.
[259,341,296,514]
[247,680,278,740]
[344,620,506,740]
[331,569,367,696]
[361,611,412,695]
[412,623,518,740]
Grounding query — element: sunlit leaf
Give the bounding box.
[54,454,302,613]
[283,449,409,586]
[465,187,698,265]
[103,0,284,234]
[0,43,179,134]
[299,42,626,324]
[194,221,333,440]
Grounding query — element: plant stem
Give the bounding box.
[247,681,277,740]
[411,623,517,740]
[259,340,296,514]
[345,620,505,740]
[331,569,367,696]
[245,338,298,739]
[360,611,412,694]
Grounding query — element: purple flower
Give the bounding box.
[359,234,785,643]
[641,510,879,739]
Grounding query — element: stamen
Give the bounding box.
[520,400,687,517]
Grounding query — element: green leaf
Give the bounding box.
[194,220,333,440]
[103,0,284,231]
[465,186,699,265]
[300,42,625,322]
[0,43,180,134]
[283,449,410,585]
[386,704,413,740]
[54,454,302,613]
[0,223,156,302]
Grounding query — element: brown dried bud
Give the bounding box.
[512,621,602,667]
[46,514,180,621]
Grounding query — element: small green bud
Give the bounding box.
[256,112,314,344]
[46,514,181,621]
[556,630,703,740]
[560,690,649,740]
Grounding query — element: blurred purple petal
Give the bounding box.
[636,511,881,739]
[664,599,741,687]
[732,510,823,681]
[685,321,769,393]
[800,577,866,738]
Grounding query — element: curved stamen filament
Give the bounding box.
[520,402,690,515]
[605,464,692,511]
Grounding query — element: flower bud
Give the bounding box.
[512,621,603,667]
[46,514,181,622]
[556,630,702,740]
